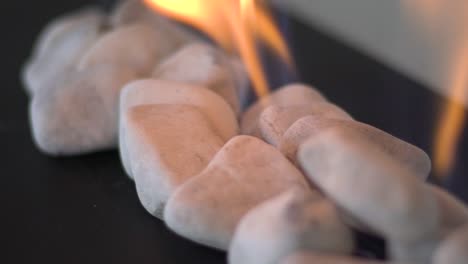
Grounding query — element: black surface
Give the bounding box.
[2,1,467,264]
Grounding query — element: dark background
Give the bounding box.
[2,1,467,263]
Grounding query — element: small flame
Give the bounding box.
[402,0,468,177]
[433,44,468,176]
[144,0,293,98]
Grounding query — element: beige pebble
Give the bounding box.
[229,188,354,264]
[125,104,224,218]
[22,7,105,95]
[78,23,186,75]
[298,128,438,242]
[433,224,468,264]
[241,83,326,137]
[119,79,238,177]
[164,136,308,250]
[152,43,245,115]
[283,116,431,179]
[259,103,352,147]
[30,65,138,156]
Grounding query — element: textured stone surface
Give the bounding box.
[125,104,224,218]
[164,136,308,250]
[283,116,431,179]
[298,128,437,242]
[119,79,238,177]
[22,7,105,95]
[30,65,138,156]
[153,43,245,115]
[229,188,354,264]
[241,83,326,137]
[259,103,352,147]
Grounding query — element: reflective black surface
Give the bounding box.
[2,1,467,264]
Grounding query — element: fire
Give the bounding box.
[402,0,468,177]
[144,0,293,98]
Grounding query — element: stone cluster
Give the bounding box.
[22,1,468,263]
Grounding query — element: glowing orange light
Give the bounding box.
[144,0,293,98]
[402,0,468,177]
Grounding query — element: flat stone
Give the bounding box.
[152,43,245,115]
[259,103,352,147]
[229,188,354,264]
[281,253,389,264]
[30,65,138,156]
[119,79,238,177]
[283,116,431,179]
[22,7,105,95]
[78,23,187,75]
[164,136,308,250]
[433,224,468,264]
[125,104,224,218]
[298,128,438,242]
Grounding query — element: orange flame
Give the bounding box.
[144,0,293,98]
[433,44,468,177]
[402,0,468,177]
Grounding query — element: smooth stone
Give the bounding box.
[283,116,431,179]
[78,23,185,75]
[152,43,245,115]
[433,224,468,264]
[241,83,326,137]
[229,188,354,264]
[119,79,239,177]
[281,253,394,264]
[22,7,105,95]
[298,128,438,242]
[30,65,138,156]
[125,104,224,218]
[389,186,468,263]
[164,136,308,250]
[259,103,352,147]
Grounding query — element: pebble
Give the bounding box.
[164,136,308,250]
[229,188,354,264]
[283,116,431,179]
[30,65,138,156]
[125,104,224,218]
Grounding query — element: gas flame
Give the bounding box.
[144,0,293,98]
[403,0,468,177]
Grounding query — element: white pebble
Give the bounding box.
[30,65,138,156]
[284,116,431,179]
[22,7,105,95]
[389,186,468,263]
[125,104,224,218]
[433,224,468,264]
[229,188,354,264]
[298,128,438,242]
[119,79,239,177]
[152,43,245,115]
[78,23,186,75]
[164,136,308,250]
